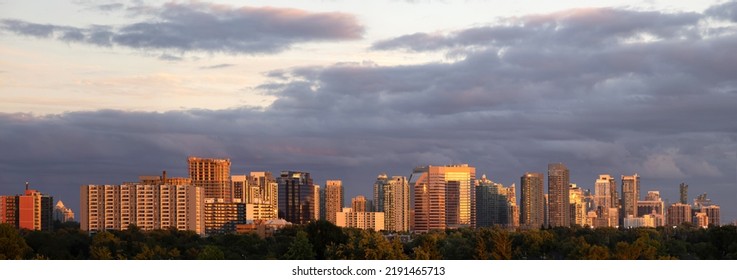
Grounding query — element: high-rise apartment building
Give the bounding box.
[374,174,410,232]
[0,185,54,231]
[203,198,245,235]
[667,203,692,227]
[351,195,367,212]
[520,172,545,229]
[231,175,252,203]
[547,163,570,227]
[679,183,688,204]
[80,184,204,234]
[411,164,475,232]
[693,212,709,228]
[594,174,618,228]
[0,196,16,225]
[314,185,321,221]
[620,174,640,224]
[324,180,343,224]
[701,205,720,226]
[277,171,317,224]
[476,175,517,228]
[637,191,665,227]
[569,184,587,227]
[248,172,279,218]
[53,200,75,223]
[188,157,231,201]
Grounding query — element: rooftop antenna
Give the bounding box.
[25,181,29,191]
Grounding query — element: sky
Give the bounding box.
[1,0,736,223]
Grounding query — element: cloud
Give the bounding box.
[372,7,702,52]
[200,63,235,70]
[158,53,183,61]
[1,2,364,54]
[706,1,737,22]
[1,2,736,221]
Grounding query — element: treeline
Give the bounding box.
[1,221,736,260]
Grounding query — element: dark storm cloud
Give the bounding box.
[1,2,363,54]
[1,3,736,221]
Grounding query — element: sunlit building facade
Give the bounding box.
[80,184,204,234]
[351,195,367,212]
[0,185,54,231]
[547,163,570,227]
[520,172,545,229]
[335,208,385,231]
[620,174,640,224]
[638,191,665,227]
[204,198,245,235]
[594,174,618,228]
[53,200,75,223]
[667,203,692,227]
[374,174,410,232]
[411,164,475,232]
[188,157,232,201]
[324,180,344,224]
[701,205,720,226]
[569,184,588,227]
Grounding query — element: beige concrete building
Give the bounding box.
[594,174,619,228]
[80,184,204,234]
[324,180,344,225]
[188,157,231,201]
[374,174,411,232]
[638,191,665,227]
[248,172,278,213]
[246,203,277,222]
[335,208,385,231]
[351,195,367,212]
[203,198,244,235]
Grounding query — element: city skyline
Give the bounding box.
[0,156,727,238]
[1,0,736,224]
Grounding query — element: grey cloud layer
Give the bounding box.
[372,8,703,52]
[0,2,363,54]
[1,3,736,220]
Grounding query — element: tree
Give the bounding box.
[490,229,512,260]
[0,224,31,259]
[304,220,347,259]
[90,231,121,260]
[197,245,225,260]
[283,231,316,260]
